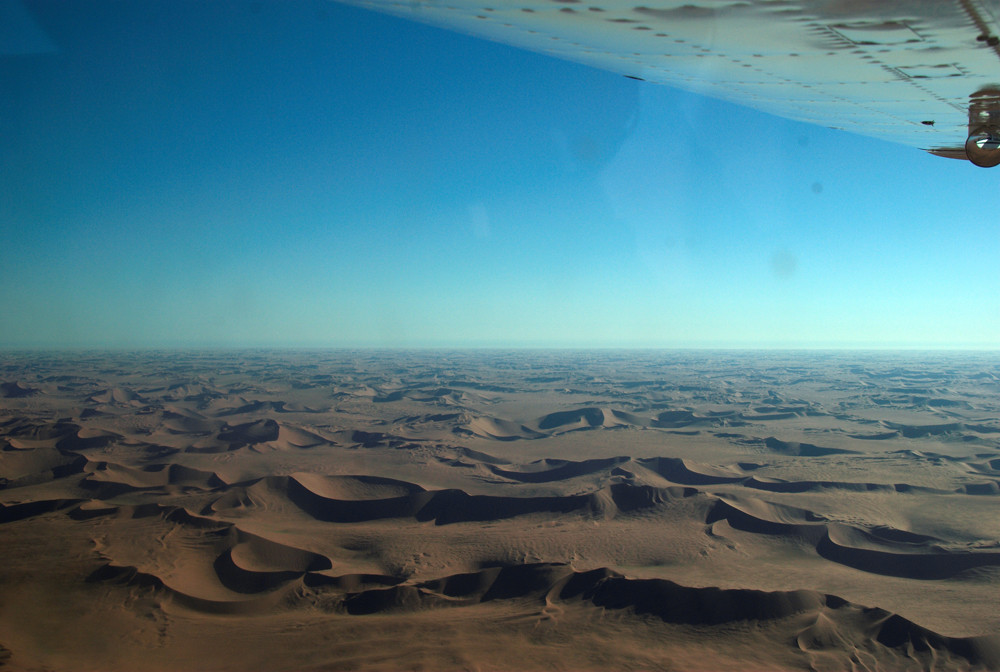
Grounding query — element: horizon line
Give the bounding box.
[2,345,999,354]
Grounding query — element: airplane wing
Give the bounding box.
[332,0,1000,166]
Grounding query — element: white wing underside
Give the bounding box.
[334,0,1000,160]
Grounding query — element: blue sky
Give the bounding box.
[2,0,999,349]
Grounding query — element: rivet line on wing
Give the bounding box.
[957,0,1000,62]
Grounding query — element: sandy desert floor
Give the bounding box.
[2,349,1000,671]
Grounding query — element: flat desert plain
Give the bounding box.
[2,349,1000,671]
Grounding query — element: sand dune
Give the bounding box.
[217,419,280,447]
[652,409,732,428]
[219,531,332,593]
[81,461,224,494]
[460,415,545,440]
[204,560,1000,669]
[88,387,147,406]
[0,381,37,398]
[271,424,329,449]
[159,409,218,434]
[55,425,121,452]
[465,407,730,438]
[883,420,967,437]
[706,496,827,538]
[640,456,749,485]
[849,430,901,439]
[818,523,1000,579]
[3,350,1000,671]
[489,456,629,483]
[705,495,1000,580]
[324,428,419,449]
[372,386,490,407]
[536,407,625,432]
[0,446,86,488]
[289,473,425,501]
[761,436,858,456]
[287,475,597,525]
[211,399,326,416]
[1,497,85,523]
[208,472,704,526]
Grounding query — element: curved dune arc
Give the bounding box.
[350,563,828,624]
[651,409,726,428]
[963,481,1000,495]
[740,412,799,421]
[55,427,120,452]
[0,498,85,523]
[1,419,80,443]
[419,566,505,599]
[68,499,120,520]
[463,415,544,441]
[285,475,689,525]
[420,483,697,524]
[640,457,746,485]
[81,558,1000,667]
[160,415,218,435]
[85,506,334,597]
[342,585,447,614]
[339,564,1000,665]
[88,387,145,405]
[286,475,432,522]
[868,525,940,544]
[346,564,579,614]
[414,489,594,525]
[598,482,699,514]
[82,461,224,491]
[817,524,1000,580]
[161,463,228,487]
[534,407,647,433]
[275,425,328,448]
[217,419,279,447]
[227,529,332,574]
[743,477,944,495]
[86,562,298,615]
[706,496,951,559]
[705,497,827,538]
[488,456,629,483]
[849,431,900,440]
[0,381,38,398]
[214,550,300,594]
[0,448,87,488]
[890,418,1000,438]
[208,474,426,517]
[71,500,229,530]
[536,407,606,430]
[762,437,857,457]
[580,577,827,625]
[214,544,330,595]
[718,496,827,526]
[969,457,1000,474]
[3,437,37,450]
[873,612,1000,666]
[608,409,651,425]
[75,501,230,530]
[456,446,510,465]
[825,523,937,552]
[289,472,425,501]
[303,572,404,592]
